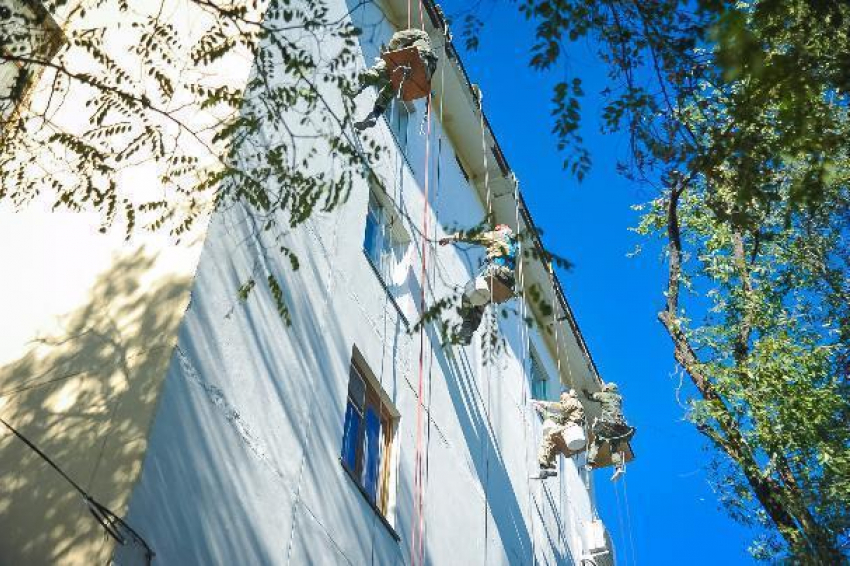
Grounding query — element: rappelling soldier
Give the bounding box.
[533,389,586,479]
[583,382,635,481]
[354,29,438,130]
[439,224,517,345]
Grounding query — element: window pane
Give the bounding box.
[377,413,392,512]
[389,99,409,147]
[348,365,366,410]
[530,349,548,400]
[364,191,401,283]
[341,402,362,471]
[361,405,382,503]
[341,355,397,517]
[532,378,547,401]
[364,193,392,277]
[364,204,381,267]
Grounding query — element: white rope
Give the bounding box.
[546,261,569,555]
[418,47,448,566]
[612,478,630,566]
[546,261,576,385]
[543,247,600,537]
[513,176,537,563]
[622,468,638,565]
[475,84,495,566]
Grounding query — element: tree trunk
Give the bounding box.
[659,185,843,562]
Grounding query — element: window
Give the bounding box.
[363,186,409,287]
[341,353,397,516]
[1,0,63,120]
[530,347,548,400]
[363,191,387,270]
[386,98,410,149]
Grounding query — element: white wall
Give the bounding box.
[0,0,256,563]
[118,1,601,564]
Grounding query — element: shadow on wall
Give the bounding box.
[0,250,192,565]
[431,329,536,563]
[113,207,388,564]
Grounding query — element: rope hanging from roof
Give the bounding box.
[408,3,443,560]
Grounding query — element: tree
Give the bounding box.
[2,0,570,352]
[458,0,850,560]
[640,160,850,561]
[1,0,376,322]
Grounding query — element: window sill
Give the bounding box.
[339,458,401,542]
[363,251,410,329]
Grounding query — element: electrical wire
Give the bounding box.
[0,415,154,562]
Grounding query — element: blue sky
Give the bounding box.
[441,2,757,563]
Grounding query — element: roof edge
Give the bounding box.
[421,1,604,387]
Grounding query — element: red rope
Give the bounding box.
[410,92,433,566]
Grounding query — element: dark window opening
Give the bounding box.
[530,347,549,401]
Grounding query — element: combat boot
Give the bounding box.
[611,465,625,482]
[354,105,385,130]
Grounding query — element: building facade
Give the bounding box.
[0,0,627,564]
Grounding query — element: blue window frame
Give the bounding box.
[341,358,395,513]
[363,188,410,291]
[387,98,410,149]
[530,348,548,400]
[341,403,362,471]
[362,406,382,500]
[363,193,388,273]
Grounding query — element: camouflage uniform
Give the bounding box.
[584,384,634,469]
[536,391,586,469]
[456,229,517,344]
[356,29,437,129]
